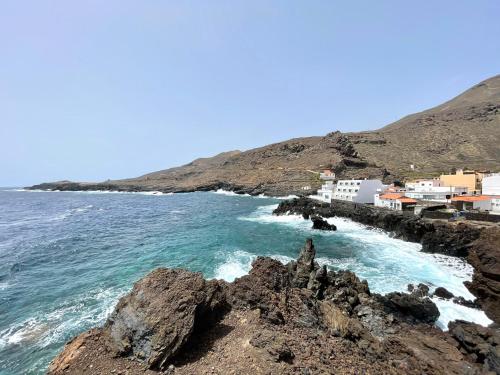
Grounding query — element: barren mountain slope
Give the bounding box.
[30,75,500,195]
[349,74,500,176]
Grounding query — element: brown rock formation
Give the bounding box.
[466,228,500,324]
[48,239,498,374]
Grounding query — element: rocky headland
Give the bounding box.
[49,239,499,374]
[273,197,500,325]
[27,75,500,196]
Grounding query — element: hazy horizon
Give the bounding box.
[1,1,499,186]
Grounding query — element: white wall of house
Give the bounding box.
[334,179,385,204]
[316,180,336,203]
[482,175,500,195]
[473,200,492,211]
[405,186,468,202]
[491,198,500,214]
[374,195,402,210]
[405,179,442,191]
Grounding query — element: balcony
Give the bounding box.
[320,172,336,181]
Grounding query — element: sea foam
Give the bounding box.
[240,204,493,329]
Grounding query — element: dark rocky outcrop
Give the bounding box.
[448,320,500,373]
[382,292,440,324]
[273,197,500,325]
[47,238,490,375]
[465,228,500,325]
[311,215,337,231]
[434,287,455,300]
[105,268,229,369]
[408,283,430,298]
[273,197,482,257]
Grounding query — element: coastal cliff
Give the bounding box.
[28,75,500,196]
[48,239,499,374]
[273,197,500,325]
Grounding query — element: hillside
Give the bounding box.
[30,75,500,196]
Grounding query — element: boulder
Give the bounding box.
[383,292,440,324]
[407,283,429,297]
[433,287,454,300]
[453,296,479,309]
[448,320,500,373]
[104,268,228,369]
[311,215,337,231]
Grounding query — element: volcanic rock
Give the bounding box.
[48,238,493,375]
[465,227,500,324]
[382,292,440,324]
[104,268,228,369]
[448,320,500,373]
[434,287,455,300]
[311,215,337,231]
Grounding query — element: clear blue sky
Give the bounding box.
[1,1,499,186]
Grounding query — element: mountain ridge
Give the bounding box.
[29,75,500,196]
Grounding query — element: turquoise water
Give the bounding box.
[0,189,491,374]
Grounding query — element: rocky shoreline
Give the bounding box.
[273,197,500,325]
[49,239,499,374]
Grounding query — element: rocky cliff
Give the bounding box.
[49,239,499,374]
[29,75,500,196]
[273,197,500,325]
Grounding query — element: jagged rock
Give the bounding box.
[311,215,337,231]
[453,296,480,309]
[48,238,493,375]
[466,227,500,324]
[407,283,429,297]
[433,287,454,300]
[383,292,440,324]
[292,238,317,288]
[449,320,500,373]
[104,268,228,369]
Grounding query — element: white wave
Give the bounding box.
[270,254,295,264]
[213,250,255,282]
[213,250,295,283]
[275,194,299,200]
[49,205,94,221]
[9,189,174,196]
[212,189,251,197]
[244,206,492,328]
[433,298,492,330]
[0,286,125,350]
[0,318,49,348]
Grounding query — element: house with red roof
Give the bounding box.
[374,193,417,211]
[451,195,493,212]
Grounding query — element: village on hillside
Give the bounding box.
[313,168,500,222]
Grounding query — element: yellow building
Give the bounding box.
[439,169,481,193]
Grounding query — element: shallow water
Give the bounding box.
[0,189,491,374]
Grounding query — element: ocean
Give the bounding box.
[0,189,491,374]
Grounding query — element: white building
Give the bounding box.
[482,174,500,195]
[405,179,442,191]
[316,170,336,202]
[451,196,492,211]
[405,180,467,202]
[333,179,386,204]
[374,193,417,211]
[491,197,500,214]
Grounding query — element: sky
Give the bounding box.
[1,1,499,186]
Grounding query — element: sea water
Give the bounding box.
[0,189,491,374]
